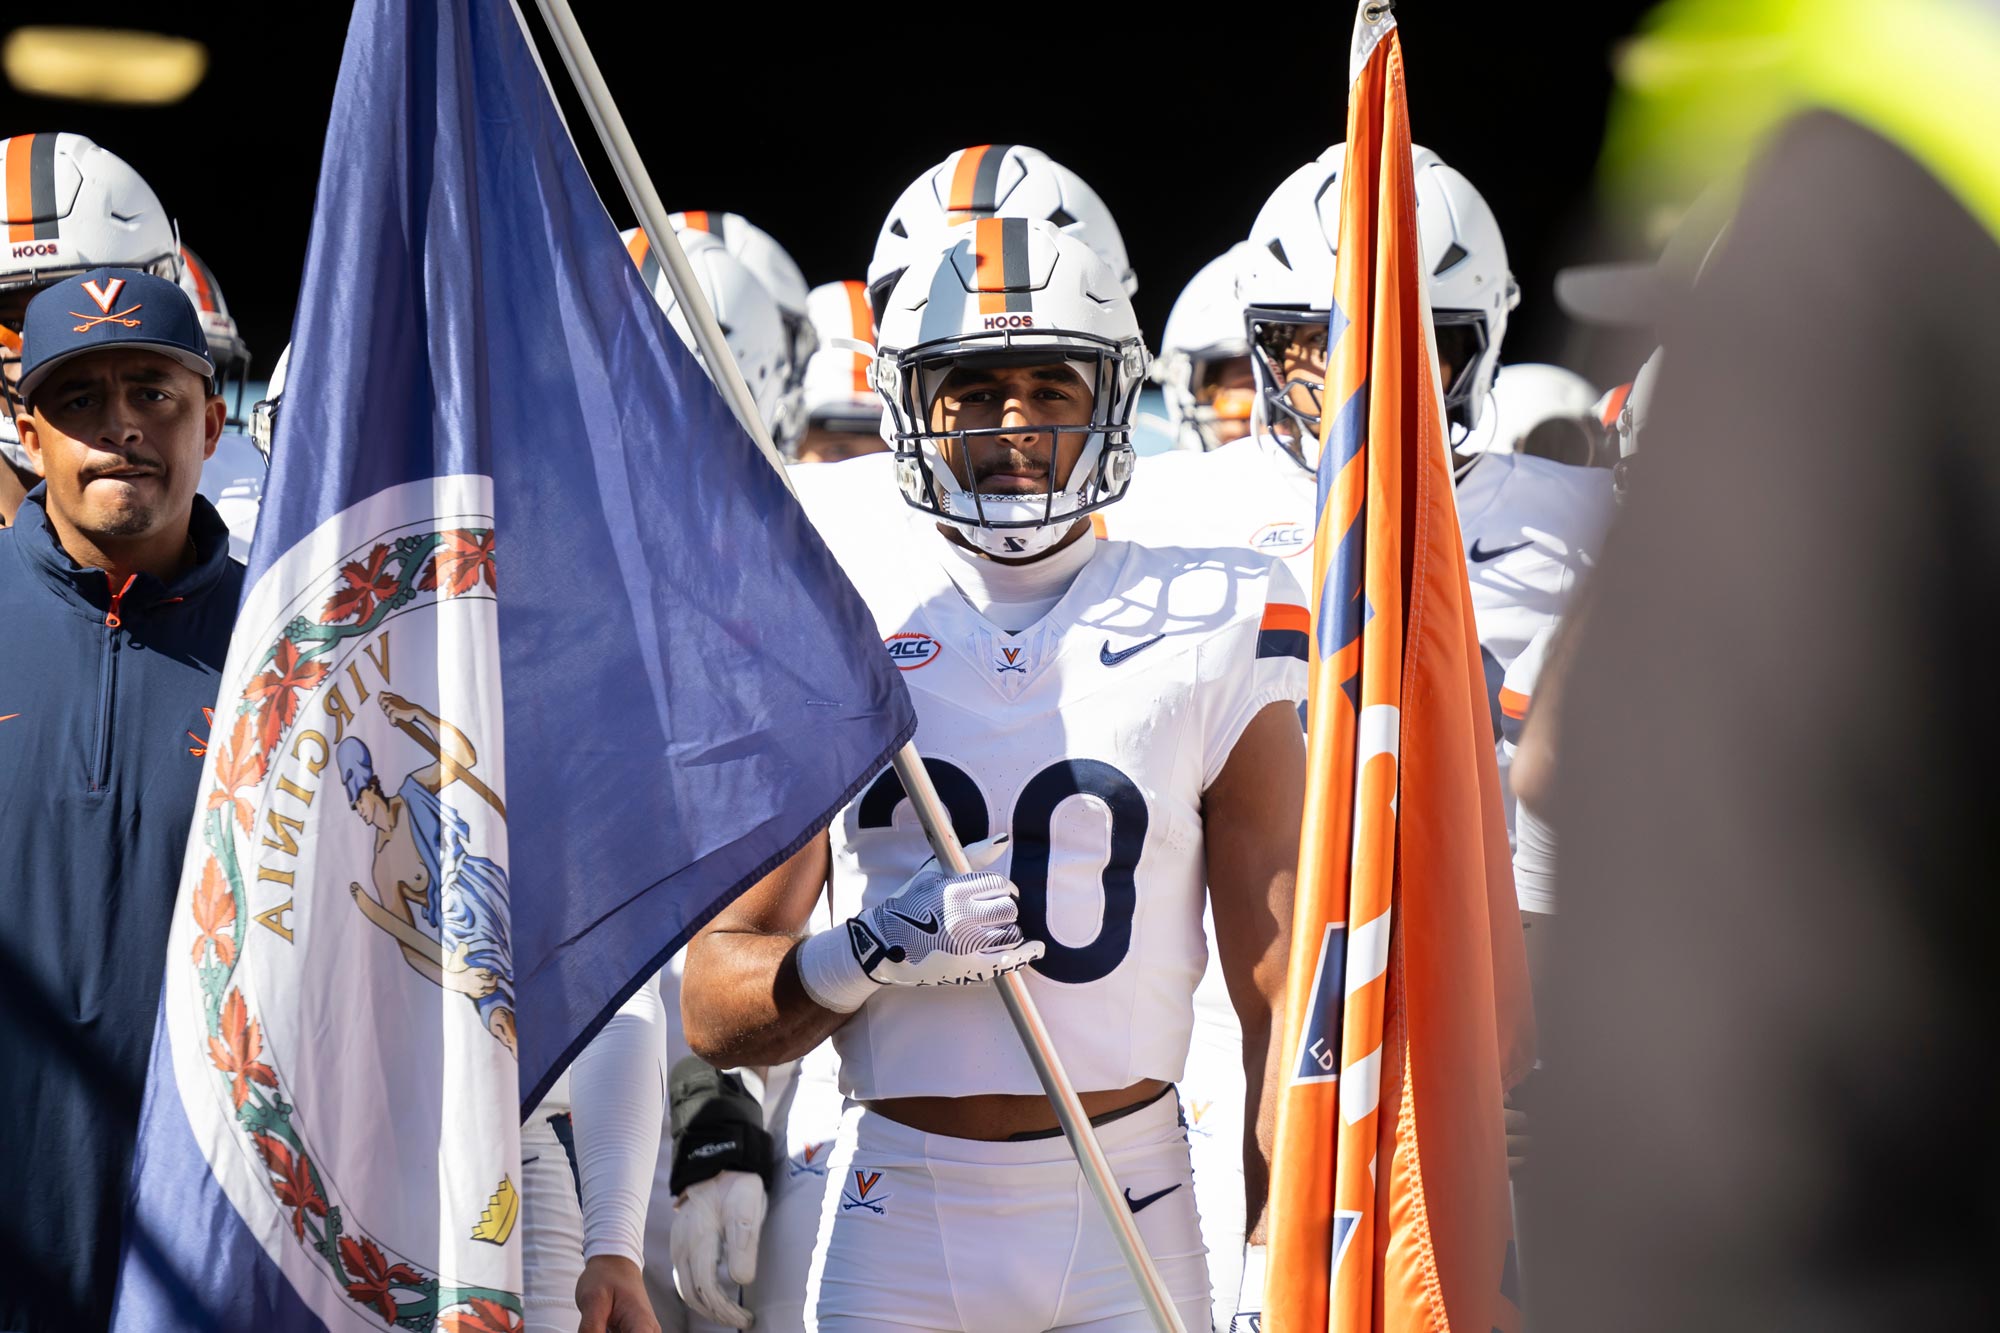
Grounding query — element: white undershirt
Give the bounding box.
[937,524,1097,633]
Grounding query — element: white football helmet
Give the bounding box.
[249,343,289,465]
[1240,142,1518,465]
[2,132,181,468]
[802,279,880,434]
[874,218,1147,558]
[1156,243,1259,452]
[1460,362,1603,467]
[177,244,253,423]
[669,211,816,448]
[623,226,789,444]
[1614,348,1661,503]
[866,144,1135,328]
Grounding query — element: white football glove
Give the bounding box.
[670,1169,766,1330]
[797,835,1045,1013]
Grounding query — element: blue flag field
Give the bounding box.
[109,0,916,1325]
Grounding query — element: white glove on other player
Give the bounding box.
[670,1169,766,1330]
[797,835,1044,1013]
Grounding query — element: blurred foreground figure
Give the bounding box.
[1534,2,2000,1327]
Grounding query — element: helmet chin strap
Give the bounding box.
[940,493,1078,559]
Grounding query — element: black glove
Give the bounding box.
[667,1055,775,1196]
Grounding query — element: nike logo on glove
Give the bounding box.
[1123,1183,1182,1213]
[1100,634,1166,667]
[884,906,942,933]
[1469,538,1532,563]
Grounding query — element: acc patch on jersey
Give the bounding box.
[1250,520,1310,557]
[884,632,942,671]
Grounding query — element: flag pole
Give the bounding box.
[522,3,1185,1327]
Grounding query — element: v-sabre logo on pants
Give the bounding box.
[840,1167,890,1214]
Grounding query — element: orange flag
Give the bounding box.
[1264,4,1536,1330]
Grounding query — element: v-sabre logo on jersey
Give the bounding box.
[885,632,942,671]
[841,1168,890,1214]
[994,644,1027,674]
[787,1141,831,1179]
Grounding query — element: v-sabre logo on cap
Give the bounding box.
[71,276,141,333]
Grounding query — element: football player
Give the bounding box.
[796,281,889,464]
[669,211,818,454]
[177,244,267,560]
[1,132,181,525]
[1108,142,1614,833]
[1101,143,1614,1328]
[1466,362,1608,469]
[624,226,792,448]
[681,218,1307,1331]
[1155,245,1259,453]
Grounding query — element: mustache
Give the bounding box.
[82,459,163,483]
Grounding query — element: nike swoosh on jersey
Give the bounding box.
[1123,1183,1182,1213]
[1099,634,1166,667]
[1469,538,1533,563]
[884,906,942,933]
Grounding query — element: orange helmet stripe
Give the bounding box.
[973,217,1006,314]
[5,133,53,244]
[947,146,990,224]
[625,229,651,267]
[181,247,216,311]
[682,209,711,233]
[842,279,872,394]
[1599,381,1632,428]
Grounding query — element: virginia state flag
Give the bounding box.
[1265,5,1535,1330]
[109,0,914,1325]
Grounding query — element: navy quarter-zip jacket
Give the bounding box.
[0,488,243,1333]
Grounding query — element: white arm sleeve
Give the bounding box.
[1512,797,1560,916]
[569,973,668,1264]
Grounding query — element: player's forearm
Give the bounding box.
[682,931,849,1068]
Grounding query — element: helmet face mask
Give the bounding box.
[873,219,1148,560]
[882,335,1141,558]
[1245,307,1332,468]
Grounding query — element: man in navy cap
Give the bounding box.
[0,267,243,1333]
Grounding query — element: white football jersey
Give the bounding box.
[198,431,266,563]
[807,504,1308,1100]
[1104,432,1614,830]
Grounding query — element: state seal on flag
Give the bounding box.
[165,476,525,1328]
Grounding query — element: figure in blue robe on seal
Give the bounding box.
[340,691,516,1055]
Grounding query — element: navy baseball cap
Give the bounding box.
[17,266,214,406]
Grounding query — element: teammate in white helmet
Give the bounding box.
[1465,362,1609,468]
[682,217,1306,1332]
[796,281,888,464]
[669,212,817,453]
[623,227,791,448]
[1156,244,1259,452]
[865,143,1136,328]
[1110,141,1613,824]
[1,132,180,525]
[1101,142,1614,1329]
[177,245,266,560]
